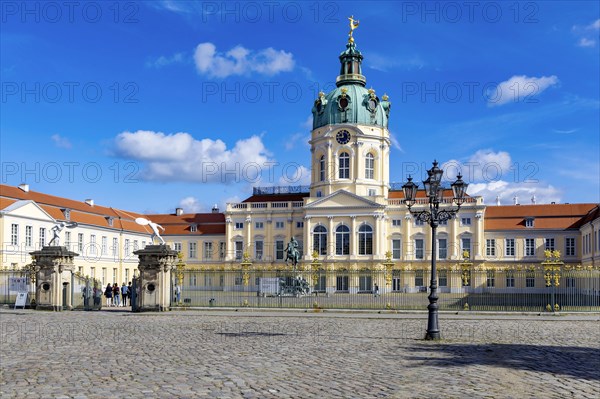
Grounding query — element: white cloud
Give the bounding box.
[488,75,559,106]
[179,196,204,213]
[285,116,313,150]
[51,134,72,149]
[146,52,185,68]
[441,149,561,205]
[113,130,273,183]
[577,38,596,47]
[586,19,600,30]
[193,42,294,78]
[278,165,311,186]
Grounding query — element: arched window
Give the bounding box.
[358,224,373,255]
[313,225,328,255]
[365,153,374,179]
[335,225,350,255]
[319,155,325,182]
[339,152,350,179]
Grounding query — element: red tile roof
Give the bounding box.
[146,213,226,236]
[485,203,597,230]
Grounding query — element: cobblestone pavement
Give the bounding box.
[0,309,598,399]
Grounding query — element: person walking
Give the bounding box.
[121,283,129,307]
[113,283,121,307]
[104,283,113,307]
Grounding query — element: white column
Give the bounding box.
[304,216,312,260]
[351,216,357,258]
[328,216,334,257]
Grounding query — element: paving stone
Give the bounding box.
[0,309,598,398]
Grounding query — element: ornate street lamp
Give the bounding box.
[402,160,468,340]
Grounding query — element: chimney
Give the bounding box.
[175,208,183,216]
[18,184,29,192]
[495,196,501,206]
[513,196,519,205]
[531,195,536,204]
[212,204,219,213]
[85,199,94,207]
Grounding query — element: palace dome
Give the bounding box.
[311,41,391,130]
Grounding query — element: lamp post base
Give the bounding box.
[424,331,441,340]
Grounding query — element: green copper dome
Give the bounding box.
[312,41,391,130]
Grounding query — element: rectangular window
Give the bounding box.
[296,221,304,228]
[124,239,130,257]
[133,240,138,251]
[275,240,284,260]
[525,238,535,256]
[25,226,33,247]
[415,217,424,226]
[173,242,182,252]
[358,275,373,292]
[545,238,555,251]
[415,239,424,259]
[125,269,129,283]
[78,233,84,252]
[142,241,146,249]
[461,238,471,257]
[113,268,117,283]
[438,238,447,259]
[102,268,107,286]
[392,239,401,259]
[438,219,448,226]
[235,222,244,229]
[112,238,118,257]
[203,241,213,260]
[255,241,263,260]
[275,221,284,229]
[235,241,243,260]
[90,235,97,255]
[64,231,71,249]
[219,242,226,260]
[415,270,424,287]
[486,239,496,257]
[566,277,575,288]
[392,219,401,227]
[506,270,515,287]
[190,225,197,232]
[255,222,264,229]
[39,228,46,247]
[461,217,471,226]
[505,239,515,257]
[90,267,96,279]
[10,224,18,246]
[368,189,376,196]
[526,271,535,288]
[101,236,107,255]
[189,242,197,258]
[336,275,349,292]
[438,269,447,287]
[525,218,534,228]
[486,270,495,287]
[565,237,575,256]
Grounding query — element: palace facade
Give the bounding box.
[1,34,599,294]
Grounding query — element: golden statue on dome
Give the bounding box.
[348,15,359,42]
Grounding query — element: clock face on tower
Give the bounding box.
[336,130,351,145]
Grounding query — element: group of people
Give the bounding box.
[104,282,132,307]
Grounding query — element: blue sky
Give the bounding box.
[1,1,599,214]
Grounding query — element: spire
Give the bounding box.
[336,16,366,87]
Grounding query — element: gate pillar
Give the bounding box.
[134,244,178,312]
[29,246,78,311]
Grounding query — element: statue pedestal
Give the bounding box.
[30,246,78,311]
[134,245,178,312]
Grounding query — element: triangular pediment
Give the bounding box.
[305,190,382,209]
[1,200,56,222]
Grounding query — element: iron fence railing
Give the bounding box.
[172,268,600,312]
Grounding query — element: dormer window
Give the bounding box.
[525,218,534,228]
[106,217,114,227]
[63,209,71,220]
[190,225,197,232]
